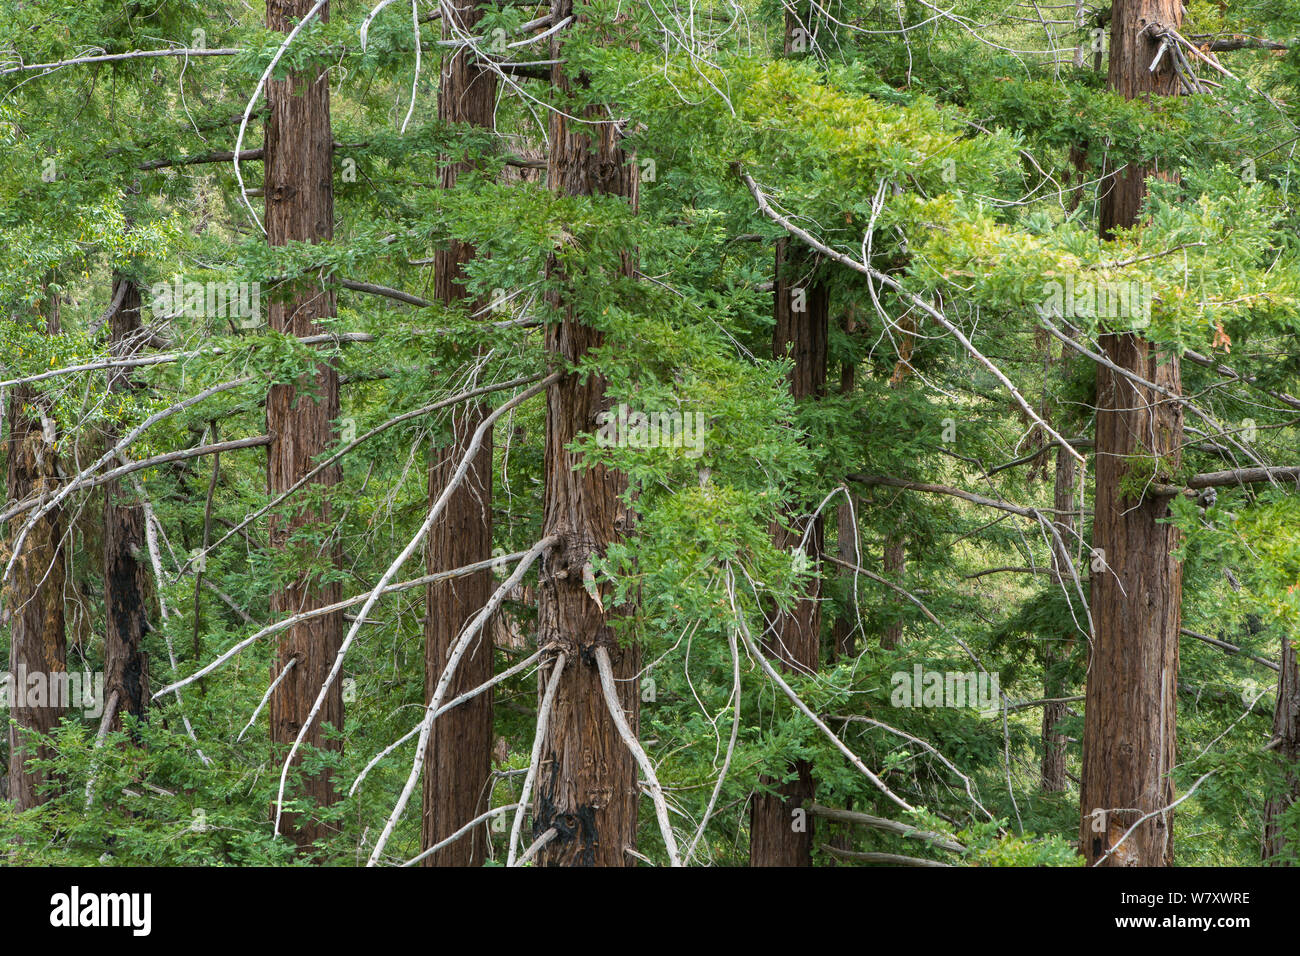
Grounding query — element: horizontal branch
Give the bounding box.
[1,436,270,521]
[1192,35,1293,52]
[0,332,374,391]
[1153,465,1300,496]
[820,845,952,867]
[850,474,1039,518]
[807,803,965,853]
[0,47,242,77]
[1181,628,1279,672]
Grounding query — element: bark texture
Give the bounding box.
[1080,0,1185,867]
[532,0,642,867]
[749,236,828,868]
[421,0,499,868]
[103,276,151,735]
[880,534,905,651]
[264,0,343,849]
[4,301,67,810]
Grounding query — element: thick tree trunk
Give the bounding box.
[1263,634,1300,863]
[4,300,67,810]
[421,0,499,868]
[103,276,151,735]
[532,0,642,867]
[1080,0,1184,866]
[1041,441,1076,793]
[750,237,828,868]
[264,0,343,849]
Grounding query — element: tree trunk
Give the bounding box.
[103,276,150,736]
[831,313,857,660]
[880,534,905,651]
[1263,633,1299,863]
[421,0,499,868]
[1041,440,1076,793]
[1080,0,1184,866]
[750,233,828,868]
[4,297,67,810]
[264,0,343,850]
[532,0,642,867]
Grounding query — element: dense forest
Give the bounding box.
[0,0,1297,872]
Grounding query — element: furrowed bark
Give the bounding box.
[880,535,904,651]
[103,276,151,735]
[421,0,499,868]
[1080,0,1184,867]
[264,0,343,850]
[4,295,67,810]
[750,208,828,870]
[533,0,642,867]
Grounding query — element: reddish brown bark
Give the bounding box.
[103,276,151,735]
[1080,0,1184,867]
[880,535,905,651]
[4,299,67,810]
[750,238,828,868]
[531,0,642,867]
[264,0,343,849]
[420,0,499,868]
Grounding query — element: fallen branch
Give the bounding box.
[807,803,965,853]
[508,651,567,867]
[820,845,952,866]
[0,47,242,77]
[594,645,682,867]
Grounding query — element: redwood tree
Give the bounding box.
[421,0,500,867]
[264,0,344,849]
[103,276,150,735]
[1079,0,1184,866]
[749,233,828,868]
[4,294,67,810]
[532,0,642,867]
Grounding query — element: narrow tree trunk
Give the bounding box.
[103,276,150,735]
[880,534,905,651]
[831,312,857,660]
[4,297,67,810]
[1263,633,1299,863]
[532,0,641,867]
[421,0,499,868]
[264,0,343,849]
[881,318,910,652]
[750,236,828,868]
[1080,0,1184,867]
[1041,440,1076,793]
